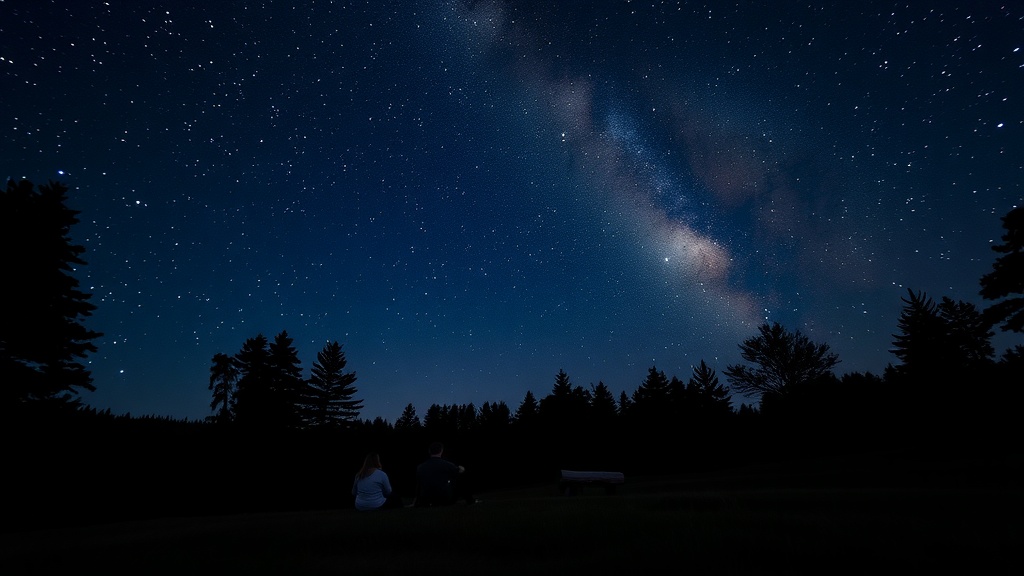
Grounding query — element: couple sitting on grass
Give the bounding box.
[351,441,479,511]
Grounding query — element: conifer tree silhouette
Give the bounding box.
[1,179,102,414]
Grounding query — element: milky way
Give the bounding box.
[2,1,1020,422]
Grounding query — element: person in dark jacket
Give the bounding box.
[413,441,478,506]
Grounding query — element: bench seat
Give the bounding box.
[558,470,625,495]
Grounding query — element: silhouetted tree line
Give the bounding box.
[207,332,362,430]
[3,178,1022,530]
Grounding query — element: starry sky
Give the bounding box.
[3,1,1021,423]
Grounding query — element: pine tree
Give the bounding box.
[422,403,445,435]
[629,366,673,425]
[395,402,421,430]
[980,205,1024,334]
[687,360,732,417]
[589,381,619,426]
[459,403,478,433]
[616,390,633,416]
[268,330,306,429]
[208,352,238,424]
[668,375,687,416]
[513,390,539,426]
[890,290,994,381]
[890,290,948,379]
[491,400,512,426]
[890,290,996,420]
[231,334,274,428]
[937,297,995,369]
[1,179,102,414]
[539,369,591,430]
[304,340,361,428]
[541,369,574,411]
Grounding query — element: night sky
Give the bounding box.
[3,1,1021,423]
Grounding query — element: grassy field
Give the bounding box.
[2,457,1021,575]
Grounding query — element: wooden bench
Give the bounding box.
[558,470,625,495]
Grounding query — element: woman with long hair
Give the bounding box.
[351,452,402,511]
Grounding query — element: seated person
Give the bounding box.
[352,452,403,511]
[414,441,477,506]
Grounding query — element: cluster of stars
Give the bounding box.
[0,1,1019,422]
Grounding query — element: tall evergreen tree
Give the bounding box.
[937,297,995,369]
[890,290,994,380]
[890,290,996,422]
[539,369,591,431]
[687,360,732,417]
[459,403,478,433]
[304,340,361,428]
[890,290,950,380]
[513,390,540,427]
[1,179,102,414]
[979,205,1024,334]
[540,369,574,411]
[979,208,1024,439]
[478,401,494,428]
[208,352,238,424]
[663,374,687,423]
[231,334,274,428]
[422,403,445,436]
[616,390,633,416]
[268,330,306,429]
[394,402,421,430]
[492,400,512,427]
[631,366,674,425]
[589,381,619,426]
[588,381,622,465]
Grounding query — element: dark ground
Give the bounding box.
[2,451,1021,575]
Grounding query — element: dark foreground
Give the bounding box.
[2,454,1021,575]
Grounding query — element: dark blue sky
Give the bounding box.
[3,1,1021,423]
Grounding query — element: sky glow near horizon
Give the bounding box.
[2,1,1021,423]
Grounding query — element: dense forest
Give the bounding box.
[2,179,1021,530]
